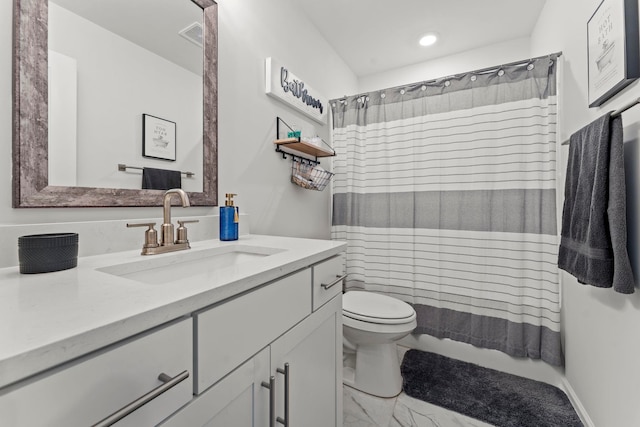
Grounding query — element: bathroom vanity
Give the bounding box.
[0,235,345,426]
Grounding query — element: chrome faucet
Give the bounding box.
[127,189,199,255]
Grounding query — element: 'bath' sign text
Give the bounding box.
[265,57,327,124]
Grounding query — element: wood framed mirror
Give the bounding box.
[12,0,218,207]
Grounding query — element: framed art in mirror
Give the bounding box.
[143,114,177,161]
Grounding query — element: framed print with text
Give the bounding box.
[587,0,640,107]
[143,114,176,161]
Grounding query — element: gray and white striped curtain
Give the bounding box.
[331,54,562,366]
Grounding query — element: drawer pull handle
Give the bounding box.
[321,274,347,290]
[91,370,189,427]
[276,363,289,426]
[261,376,276,427]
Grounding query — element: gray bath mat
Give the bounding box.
[401,349,582,427]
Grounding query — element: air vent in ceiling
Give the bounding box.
[179,22,203,48]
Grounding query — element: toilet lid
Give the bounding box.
[343,291,416,324]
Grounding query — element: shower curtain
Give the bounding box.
[331,54,562,366]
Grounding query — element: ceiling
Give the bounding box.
[51,0,203,75]
[50,0,547,79]
[295,0,547,77]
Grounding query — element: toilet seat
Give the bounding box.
[343,291,416,325]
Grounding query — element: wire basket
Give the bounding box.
[291,158,334,191]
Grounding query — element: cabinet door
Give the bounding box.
[161,347,270,427]
[270,295,342,427]
[0,318,192,427]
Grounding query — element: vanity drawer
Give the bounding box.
[0,318,193,427]
[312,255,345,311]
[195,268,311,393]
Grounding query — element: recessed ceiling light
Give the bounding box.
[419,33,438,47]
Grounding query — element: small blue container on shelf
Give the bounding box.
[220,193,239,241]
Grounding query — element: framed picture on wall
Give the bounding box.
[142,114,176,161]
[587,0,640,107]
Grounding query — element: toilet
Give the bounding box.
[342,291,417,398]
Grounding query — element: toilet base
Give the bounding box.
[343,342,403,398]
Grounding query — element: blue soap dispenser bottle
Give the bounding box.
[220,193,239,241]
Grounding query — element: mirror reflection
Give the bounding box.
[47,0,203,192]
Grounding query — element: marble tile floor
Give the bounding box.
[343,385,495,427]
[343,346,494,427]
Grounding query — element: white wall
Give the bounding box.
[0,0,357,259]
[531,1,640,426]
[216,0,357,238]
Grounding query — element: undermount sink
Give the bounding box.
[97,244,285,284]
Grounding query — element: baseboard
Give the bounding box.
[561,377,595,427]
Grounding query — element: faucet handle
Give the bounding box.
[176,219,199,244]
[126,222,160,249]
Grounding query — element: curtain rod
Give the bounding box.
[469,51,562,76]
[117,163,195,178]
[336,51,563,102]
[561,97,640,145]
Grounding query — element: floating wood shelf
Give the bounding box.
[273,138,335,158]
[273,117,336,190]
[273,117,336,164]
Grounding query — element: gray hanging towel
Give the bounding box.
[558,113,635,294]
[142,167,182,190]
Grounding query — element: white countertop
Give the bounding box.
[0,234,346,389]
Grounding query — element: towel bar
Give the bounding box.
[562,97,640,145]
[118,163,195,178]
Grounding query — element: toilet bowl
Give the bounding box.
[342,291,417,398]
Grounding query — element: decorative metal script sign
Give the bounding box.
[265,57,327,124]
